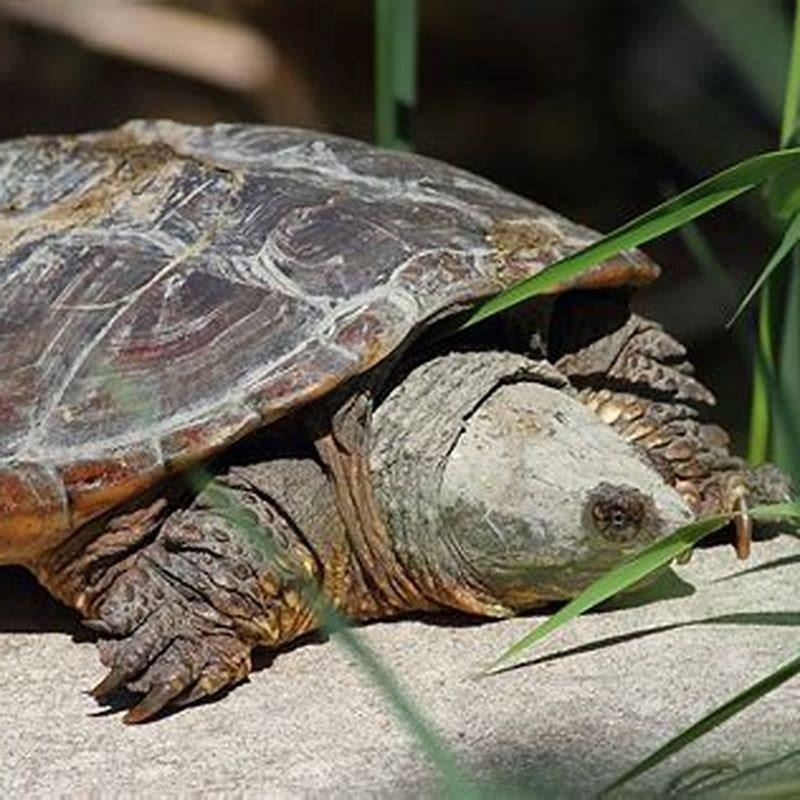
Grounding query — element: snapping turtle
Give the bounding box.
[0,121,785,722]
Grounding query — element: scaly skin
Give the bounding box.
[33,463,351,724]
[550,295,791,555]
[29,335,789,724]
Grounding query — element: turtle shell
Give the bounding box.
[0,120,658,562]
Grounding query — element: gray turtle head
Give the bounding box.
[438,380,693,610]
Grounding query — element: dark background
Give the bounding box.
[0,0,791,448]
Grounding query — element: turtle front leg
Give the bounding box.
[551,294,792,555]
[33,478,321,723]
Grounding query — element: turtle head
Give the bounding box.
[435,379,693,611]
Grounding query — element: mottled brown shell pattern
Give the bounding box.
[0,120,658,560]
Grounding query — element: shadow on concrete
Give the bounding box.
[678,745,800,797]
[0,565,86,637]
[713,553,800,584]
[492,610,800,676]
[598,566,696,611]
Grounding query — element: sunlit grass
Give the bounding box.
[599,651,800,796]
[374,0,417,150]
[485,503,800,675]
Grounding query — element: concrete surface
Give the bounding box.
[1,535,798,798]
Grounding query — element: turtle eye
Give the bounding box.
[586,482,650,544]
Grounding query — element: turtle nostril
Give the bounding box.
[611,509,627,530]
[586,482,655,544]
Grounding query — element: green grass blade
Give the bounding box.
[781,0,800,147]
[673,218,800,474]
[676,216,737,301]
[775,252,800,481]
[750,0,800,467]
[745,502,800,523]
[600,651,800,796]
[485,516,729,673]
[485,503,800,673]
[95,378,482,797]
[681,0,788,122]
[465,148,800,328]
[321,618,484,800]
[374,0,417,150]
[196,479,482,799]
[729,211,800,324]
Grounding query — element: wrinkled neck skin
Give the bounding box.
[369,350,693,615]
[242,349,693,627]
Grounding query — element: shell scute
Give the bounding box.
[161,404,260,469]
[0,463,67,561]
[58,444,165,526]
[248,339,358,424]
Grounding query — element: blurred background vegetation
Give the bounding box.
[0,0,792,449]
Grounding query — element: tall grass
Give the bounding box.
[374,0,417,150]
[468,2,800,792]
[747,0,800,471]
[369,2,800,794]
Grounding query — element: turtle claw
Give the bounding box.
[123,680,189,725]
[68,486,302,722]
[93,610,253,723]
[720,474,752,560]
[733,494,752,561]
[89,667,127,699]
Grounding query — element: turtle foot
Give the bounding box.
[34,472,322,722]
[93,626,252,724]
[82,507,276,723]
[79,500,304,723]
[90,590,252,724]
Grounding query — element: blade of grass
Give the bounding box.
[776,252,800,481]
[599,650,800,796]
[484,502,800,674]
[321,618,485,800]
[664,761,739,796]
[749,0,800,466]
[483,515,729,673]
[770,4,800,479]
[728,210,800,324]
[765,0,800,484]
[681,746,800,797]
[671,216,800,477]
[676,215,737,301]
[465,148,800,328]
[681,0,788,122]
[374,0,417,150]
[196,479,482,799]
[101,373,483,797]
[780,0,800,148]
